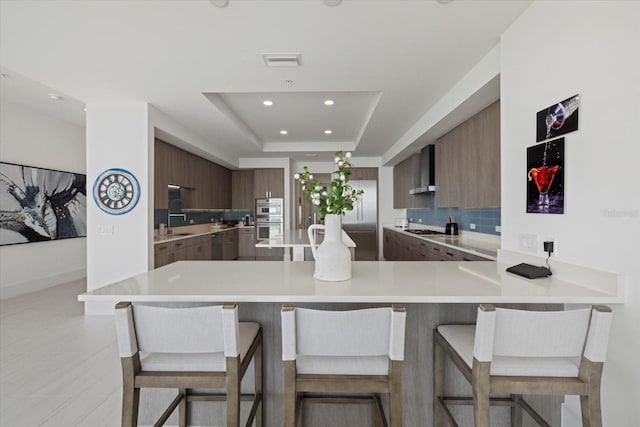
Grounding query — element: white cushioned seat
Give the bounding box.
[437,324,580,377]
[296,354,389,375]
[141,322,260,372]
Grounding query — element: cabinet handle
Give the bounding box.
[446,252,455,257]
[463,258,472,261]
[175,243,183,247]
[433,247,440,252]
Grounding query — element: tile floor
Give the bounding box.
[0,280,121,426]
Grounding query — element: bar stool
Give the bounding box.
[281,305,406,427]
[114,302,263,427]
[433,304,612,427]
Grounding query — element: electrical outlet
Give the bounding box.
[189,219,194,224]
[470,223,476,230]
[495,225,501,233]
[409,217,413,222]
[543,241,554,254]
[418,218,422,223]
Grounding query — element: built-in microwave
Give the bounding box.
[256,198,283,218]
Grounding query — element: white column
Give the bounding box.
[85,102,152,314]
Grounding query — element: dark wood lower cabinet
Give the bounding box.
[154,234,217,268]
[383,228,491,262]
[238,228,256,260]
[222,228,239,260]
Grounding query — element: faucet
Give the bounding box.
[168,212,186,232]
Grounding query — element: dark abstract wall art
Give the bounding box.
[527,138,565,214]
[0,162,87,245]
[536,94,579,142]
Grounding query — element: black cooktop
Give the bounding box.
[404,229,445,235]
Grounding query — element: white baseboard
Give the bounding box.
[0,268,86,300]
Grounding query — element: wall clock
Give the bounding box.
[93,168,140,215]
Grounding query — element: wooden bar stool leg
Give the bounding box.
[580,359,604,427]
[255,338,264,427]
[284,360,297,427]
[389,360,403,427]
[472,360,491,427]
[121,357,140,427]
[226,356,241,427]
[511,394,523,427]
[433,333,445,427]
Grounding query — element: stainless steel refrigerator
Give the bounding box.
[342,180,378,260]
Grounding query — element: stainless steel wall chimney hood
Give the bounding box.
[409,144,436,194]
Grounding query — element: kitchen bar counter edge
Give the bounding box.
[78,260,623,305]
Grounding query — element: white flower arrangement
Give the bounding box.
[294,151,363,218]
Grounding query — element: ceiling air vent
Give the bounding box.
[262,53,301,67]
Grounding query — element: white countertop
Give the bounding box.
[78,260,622,304]
[154,224,253,244]
[255,228,356,248]
[384,226,499,260]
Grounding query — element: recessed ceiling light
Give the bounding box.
[209,0,229,7]
[262,53,301,67]
[324,99,335,106]
[280,130,288,135]
[48,94,63,101]
[83,107,87,112]
[263,100,273,106]
[324,130,333,135]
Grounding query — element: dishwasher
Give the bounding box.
[210,233,223,260]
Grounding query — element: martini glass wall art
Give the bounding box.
[527,138,564,214]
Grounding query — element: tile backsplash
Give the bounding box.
[407,197,500,235]
[154,209,254,228]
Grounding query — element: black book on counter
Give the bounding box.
[506,263,552,279]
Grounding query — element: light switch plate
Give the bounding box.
[97,225,114,236]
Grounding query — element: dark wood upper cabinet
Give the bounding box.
[435,101,500,208]
[154,139,231,209]
[232,170,254,210]
[253,168,284,199]
[350,167,378,181]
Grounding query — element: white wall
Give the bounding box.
[85,102,151,314]
[0,99,86,298]
[500,1,640,424]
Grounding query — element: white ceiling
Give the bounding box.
[0,0,532,164]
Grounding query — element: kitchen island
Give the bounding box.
[79,260,622,426]
[255,228,356,261]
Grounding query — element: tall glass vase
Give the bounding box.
[307,214,352,281]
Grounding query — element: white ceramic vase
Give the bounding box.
[307,214,352,281]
